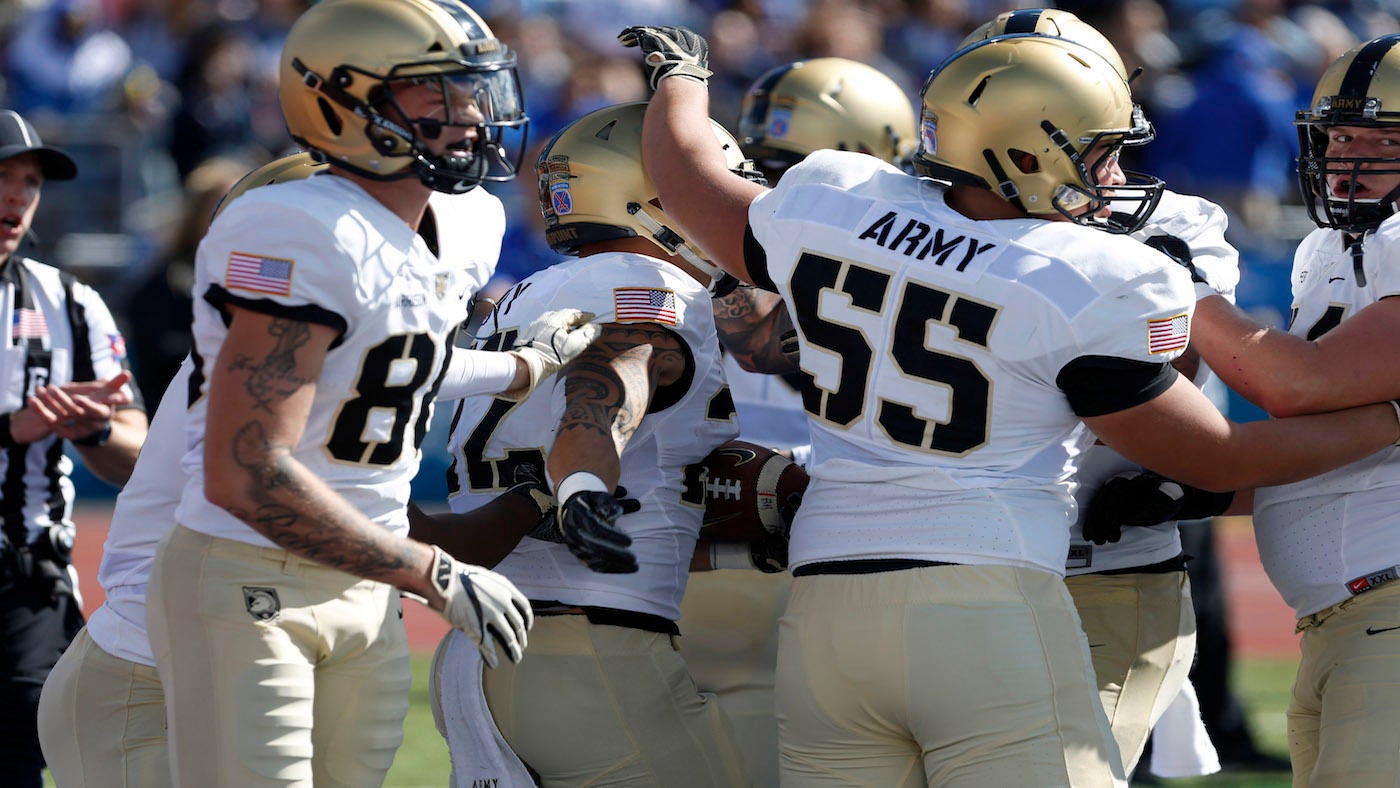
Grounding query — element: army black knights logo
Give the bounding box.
[243,586,281,621]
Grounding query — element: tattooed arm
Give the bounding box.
[201,306,439,598]
[712,283,797,374]
[545,322,688,490]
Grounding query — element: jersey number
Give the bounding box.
[327,333,439,465]
[445,328,545,494]
[789,252,997,454]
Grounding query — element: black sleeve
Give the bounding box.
[646,327,695,414]
[743,223,779,294]
[204,284,348,349]
[1056,355,1178,417]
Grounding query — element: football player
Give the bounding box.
[961,8,1236,776]
[627,26,1400,786]
[432,101,753,787]
[36,146,592,787]
[680,54,918,787]
[139,1,599,783]
[1119,34,1400,785]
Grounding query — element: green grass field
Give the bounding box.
[380,656,1301,788]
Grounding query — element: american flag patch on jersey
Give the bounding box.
[1147,313,1189,354]
[614,287,678,325]
[226,251,294,296]
[11,308,47,340]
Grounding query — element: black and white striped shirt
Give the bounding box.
[1,256,140,548]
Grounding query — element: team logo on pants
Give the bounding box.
[243,586,282,621]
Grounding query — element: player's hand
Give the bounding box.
[618,25,712,90]
[778,329,800,368]
[427,546,533,668]
[748,535,788,573]
[503,309,601,402]
[778,490,803,537]
[523,473,639,543]
[1083,471,1234,545]
[556,490,639,573]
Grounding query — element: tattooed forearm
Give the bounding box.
[558,354,646,450]
[227,318,316,412]
[713,285,797,374]
[223,419,414,582]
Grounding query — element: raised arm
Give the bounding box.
[624,27,768,282]
[712,283,797,374]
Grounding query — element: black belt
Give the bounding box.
[530,600,679,636]
[1087,554,1188,576]
[792,559,958,577]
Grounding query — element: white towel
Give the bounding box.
[1149,678,1221,778]
[431,629,536,787]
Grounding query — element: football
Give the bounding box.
[698,439,809,542]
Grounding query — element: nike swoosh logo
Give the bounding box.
[1088,643,1105,648]
[1365,625,1400,636]
[713,447,759,465]
[1329,277,1346,283]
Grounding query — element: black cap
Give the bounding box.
[0,110,77,181]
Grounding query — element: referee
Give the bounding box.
[0,108,147,788]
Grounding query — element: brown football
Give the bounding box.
[697,439,809,542]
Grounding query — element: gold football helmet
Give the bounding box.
[915,35,1162,233]
[737,57,916,179]
[212,152,327,220]
[537,101,762,274]
[958,8,1127,80]
[279,0,527,194]
[1296,33,1400,232]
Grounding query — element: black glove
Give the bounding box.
[778,490,803,537]
[618,25,712,90]
[778,329,800,368]
[1083,471,1234,545]
[1143,233,1208,286]
[524,481,639,543]
[748,535,789,574]
[557,490,640,573]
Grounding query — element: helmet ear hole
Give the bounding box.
[316,98,342,136]
[1009,149,1040,174]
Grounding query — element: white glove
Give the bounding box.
[503,309,602,401]
[427,546,533,668]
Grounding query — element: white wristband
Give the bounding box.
[710,541,754,571]
[555,471,609,504]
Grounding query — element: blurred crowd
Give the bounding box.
[1,0,1399,405]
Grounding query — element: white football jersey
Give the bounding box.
[1066,190,1241,575]
[1253,218,1400,618]
[177,173,475,547]
[86,187,503,664]
[746,150,1196,573]
[87,359,193,666]
[444,252,737,621]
